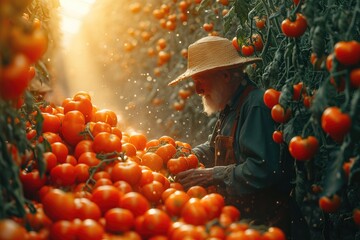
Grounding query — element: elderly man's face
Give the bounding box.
[192,70,232,115]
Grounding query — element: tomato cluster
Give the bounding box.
[0,91,288,239]
[0,10,48,101]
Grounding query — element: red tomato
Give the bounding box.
[200,193,225,220]
[181,198,208,226]
[141,180,165,203]
[252,34,263,51]
[319,194,341,213]
[353,208,360,226]
[74,197,102,221]
[262,227,286,240]
[74,140,94,159]
[64,97,93,123]
[281,13,307,37]
[74,163,90,183]
[43,152,58,173]
[92,132,122,154]
[0,54,31,100]
[0,219,27,240]
[93,109,118,127]
[272,130,283,144]
[61,110,86,146]
[232,37,240,51]
[350,68,360,88]
[263,88,281,109]
[50,163,76,187]
[138,208,172,238]
[186,185,208,199]
[42,113,61,133]
[42,189,76,221]
[321,107,351,142]
[293,82,306,100]
[120,192,150,217]
[91,185,122,215]
[167,156,189,175]
[104,208,135,233]
[165,190,191,217]
[241,44,255,56]
[10,27,48,63]
[76,219,104,240]
[334,40,360,66]
[19,169,47,197]
[111,160,142,186]
[271,104,291,123]
[77,152,101,166]
[49,220,77,240]
[289,135,319,161]
[51,142,69,164]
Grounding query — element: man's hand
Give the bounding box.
[175,168,214,190]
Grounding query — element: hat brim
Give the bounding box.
[168,57,262,86]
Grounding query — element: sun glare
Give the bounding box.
[59,0,97,47]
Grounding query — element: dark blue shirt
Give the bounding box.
[193,83,294,196]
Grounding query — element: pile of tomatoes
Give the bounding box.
[0,91,286,240]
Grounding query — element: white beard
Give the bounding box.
[201,84,228,116]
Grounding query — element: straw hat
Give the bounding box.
[168,36,261,86]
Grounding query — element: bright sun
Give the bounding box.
[59,0,97,47]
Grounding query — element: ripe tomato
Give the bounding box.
[293,82,306,100]
[140,180,165,203]
[0,219,27,240]
[111,160,142,186]
[281,13,307,37]
[334,40,360,66]
[10,27,48,63]
[232,37,240,51]
[262,227,286,240]
[61,110,86,146]
[167,156,189,175]
[74,140,94,159]
[19,169,47,197]
[51,142,69,163]
[155,143,177,165]
[200,193,225,220]
[141,152,164,171]
[263,88,281,109]
[272,130,283,144]
[93,109,118,127]
[64,97,93,123]
[321,107,351,142]
[120,192,150,217]
[92,132,122,154]
[77,219,104,240]
[186,154,199,169]
[42,113,61,133]
[255,16,266,29]
[104,208,135,233]
[353,208,360,226]
[165,190,190,217]
[186,185,207,199]
[122,142,137,157]
[181,198,208,226]
[50,163,76,187]
[49,220,77,240]
[77,152,101,166]
[271,104,291,123]
[241,44,255,56]
[138,208,172,238]
[43,152,58,173]
[91,185,122,214]
[319,194,341,213]
[0,54,31,100]
[91,121,112,137]
[74,198,101,220]
[42,189,76,221]
[289,135,319,161]
[128,133,148,151]
[350,68,360,88]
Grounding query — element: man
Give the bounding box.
[168,36,309,239]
